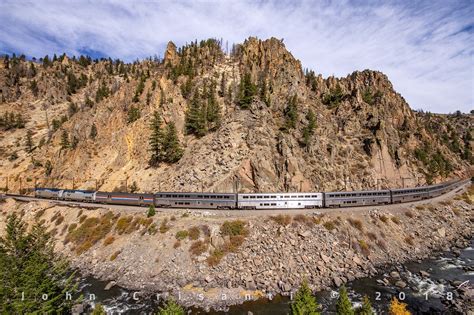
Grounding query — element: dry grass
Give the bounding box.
[426,204,436,213]
[376,239,387,250]
[323,220,337,231]
[189,240,208,256]
[440,200,453,206]
[35,208,46,220]
[415,205,425,210]
[77,209,83,218]
[358,240,370,256]
[271,214,291,226]
[160,218,170,233]
[66,211,115,254]
[391,216,401,225]
[110,250,121,261]
[173,240,181,248]
[170,215,176,221]
[347,218,364,231]
[366,232,377,241]
[188,226,200,240]
[68,223,77,232]
[103,235,115,246]
[147,223,158,235]
[293,214,314,226]
[200,225,211,237]
[404,211,414,218]
[207,249,224,267]
[54,214,64,226]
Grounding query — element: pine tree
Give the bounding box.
[149,110,165,166]
[206,81,221,130]
[301,109,316,147]
[157,299,185,315]
[91,303,106,315]
[160,89,166,107]
[44,160,53,176]
[336,286,354,315]
[163,122,184,163]
[0,213,78,313]
[219,72,226,97]
[147,205,156,218]
[290,280,320,315]
[356,295,374,315]
[60,130,70,149]
[30,80,39,97]
[237,72,256,109]
[388,297,411,315]
[90,124,97,139]
[185,90,206,137]
[25,129,34,153]
[283,95,298,131]
[127,106,141,123]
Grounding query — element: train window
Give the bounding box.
[243,196,249,199]
[107,195,111,198]
[139,196,144,200]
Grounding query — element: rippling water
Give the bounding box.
[79,239,473,314]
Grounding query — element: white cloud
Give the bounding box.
[0,0,472,113]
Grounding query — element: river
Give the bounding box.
[78,239,473,314]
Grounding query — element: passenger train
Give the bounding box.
[33,178,469,210]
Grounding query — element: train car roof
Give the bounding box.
[35,187,62,191]
[325,189,391,194]
[238,192,322,195]
[96,191,154,196]
[63,189,95,193]
[154,192,236,195]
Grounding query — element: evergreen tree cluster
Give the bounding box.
[185,81,221,137]
[95,81,110,103]
[304,69,318,92]
[322,84,344,108]
[149,111,184,166]
[127,106,141,124]
[0,112,26,130]
[0,213,78,313]
[289,283,375,315]
[66,70,88,94]
[361,88,383,105]
[133,75,146,102]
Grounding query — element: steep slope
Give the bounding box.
[0,38,471,194]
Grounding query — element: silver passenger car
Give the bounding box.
[237,193,323,209]
[325,190,391,207]
[155,192,237,209]
[391,187,429,203]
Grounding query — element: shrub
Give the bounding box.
[220,220,248,236]
[376,239,387,250]
[68,223,77,232]
[200,225,210,237]
[323,220,336,230]
[116,216,133,234]
[207,249,224,267]
[366,232,377,241]
[189,240,207,256]
[391,217,400,225]
[170,215,176,221]
[347,218,364,231]
[147,223,157,235]
[359,240,370,256]
[147,205,156,217]
[55,214,64,226]
[405,236,414,246]
[103,236,115,246]
[35,208,46,220]
[110,250,121,261]
[173,240,181,248]
[160,218,170,233]
[66,212,115,254]
[404,211,414,218]
[77,209,83,218]
[79,214,87,223]
[188,226,200,240]
[175,230,189,240]
[415,205,425,210]
[271,214,291,226]
[452,208,461,216]
[379,215,389,224]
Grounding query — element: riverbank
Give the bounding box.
[0,185,472,312]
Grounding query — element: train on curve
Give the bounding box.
[33,178,468,210]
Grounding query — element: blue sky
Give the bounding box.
[1,0,472,113]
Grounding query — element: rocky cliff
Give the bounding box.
[0,37,471,193]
